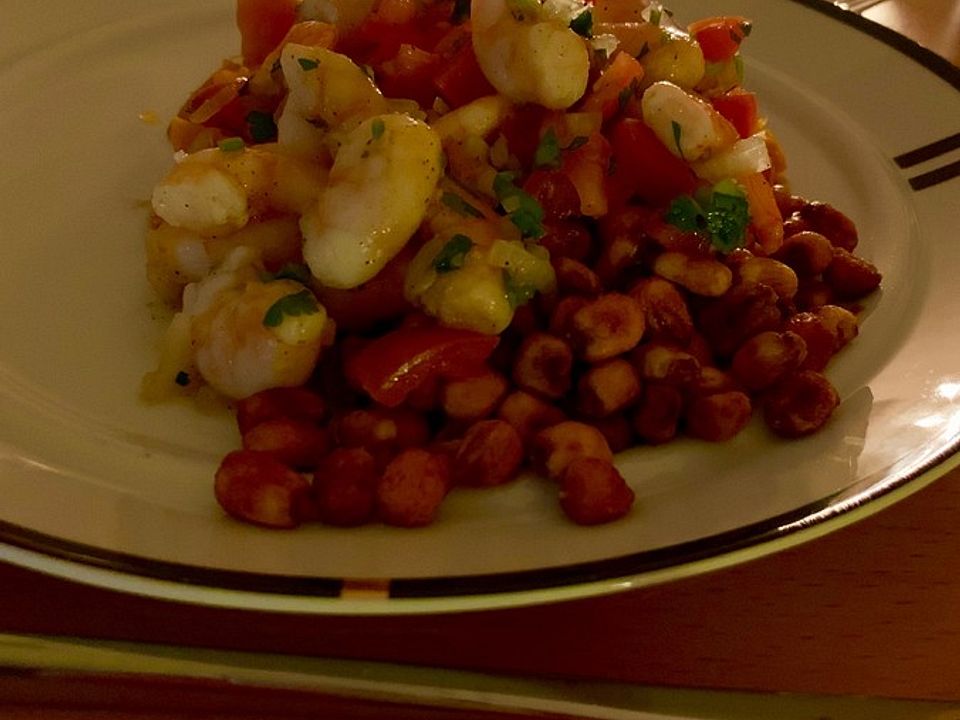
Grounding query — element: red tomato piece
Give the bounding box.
[607,118,698,207]
[738,171,784,254]
[560,133,612,218]
[236,0,298,67]
[378,45,444,106]
[336,6,451,68]
[578,52,645,122]
[433,39,498,109]
[688,16,752,63]
[347,326,499,408]
[710,89,758,139]
[523,169,582,221]
[501,104,551,171]
[313,241,416,333]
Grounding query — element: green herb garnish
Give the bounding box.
[262,290,320,328]
[570,9,593,37]
[433,234,474,273]
[297,57,320,71]
[664,180,751,252]
[664,195,702,232]
[534,128,562,169]
[649,7,662,26]
[441,191,484,218]
[217,137,245,152]
[275,263,312,283]
[452,0,470,23]
[246,110,277,143]
[371,118,386,140]
[493,172,545,239]
[503,269,537,310]
[671,121,684,159]
[617,77,643,112]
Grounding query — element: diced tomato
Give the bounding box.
[688,16,752,63]
[378,45,443,106]
[560,133,612,218]
[523,170,582,222]
[433,38,497,109]
[711,89,758,139]
[500,104,551,170]
[578,52,645,122]
[738,172,784,254]
[336,6,452,67]
[346,326,499,407]
[607,118,698,207]
[313,242,416,333]
[337,20,416,66]
[236,0,299,67]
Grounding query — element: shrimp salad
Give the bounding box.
[144,0,882,529]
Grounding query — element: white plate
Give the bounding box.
[0,0,958,614]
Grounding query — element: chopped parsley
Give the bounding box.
[246,110,277,143]
[570,9,593,38]
[262,289,320,328]
[648,7,662,26]
[433,234,474,273]
[371,118,386,140]
[451,0,470,23]
[297,57,320,71]
[617,78,641,112]
[260,263,311,284]
[441,191,484,218]
[217,137,245,152]
[534,128,562,169]
[664,180,751,253]
[503,270,537,310]
[534,130,590,169]
[671,121,684,159]
[493,172,545,239]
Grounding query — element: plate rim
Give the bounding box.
[3,448,958,614]
[1,0,958,612]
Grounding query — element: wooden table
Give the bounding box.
[861,0,960,66]
[2,1,958,716]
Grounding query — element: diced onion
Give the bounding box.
[692,134,771,182]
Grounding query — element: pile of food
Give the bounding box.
[143,0,882,529]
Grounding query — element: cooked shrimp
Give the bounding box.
[431,94,512,198]
[151,143,327,237]
[640,80,738,163]
[192,278,331,399]
[143,248,333,401]
[142,247,257,401]
[145,216,303,305]
[471,0,591,109]
[276,44,388,160]
[301,113,443,289]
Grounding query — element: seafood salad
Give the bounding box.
[143,0,882,529]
